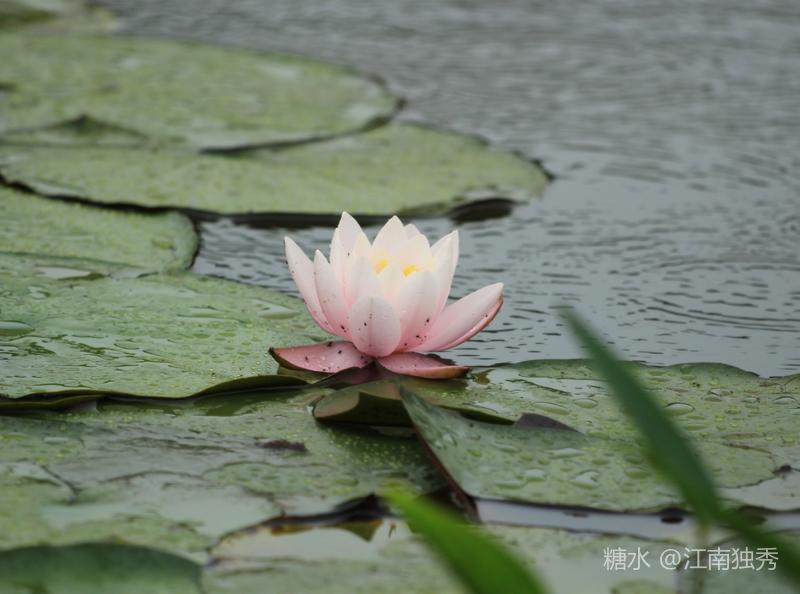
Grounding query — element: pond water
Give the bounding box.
[104,0,800,377]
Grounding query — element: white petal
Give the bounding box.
[344,255,382,305]
[352,231,372,259]
[372,215,406,255]
[404,223,421,238]
[284,237,334,333]
[415,283,503,352]
[432,230,459,269]
[396,234,432,270]
[348,295,402,357]
[431,236,457,314]
[313,250,350,338]
[394,271,440,351]
[336,212,363,250]
[378,262,406,303]
[329,228,347,285]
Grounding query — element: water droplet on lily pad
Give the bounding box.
[0,320,33,336]
[664,402,694,416]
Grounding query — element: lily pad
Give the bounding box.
[409,361,800,472]
[0,390,441,560]
[0,543,201,594]
[401,391,792,513]
[0,123,548,215]
[0,33,398,149]
[206,519,682,594]
[0,187,197,271]
[0,253,327,401]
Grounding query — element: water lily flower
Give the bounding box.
[270,213,503,379]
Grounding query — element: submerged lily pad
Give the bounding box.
[206,519,682,594]
[0,253,327,401]
[0,543,201,594]
[0,123,548,215]
[0,390,441,560]
[401,388,795,513]
[0,33,397,149]
[0,187,197,271]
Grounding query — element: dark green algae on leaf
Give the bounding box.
[0,252,328,403]
[0,122,548,216]
[0,186,197,272]
[0,390,442,562]
[0,33,398,149]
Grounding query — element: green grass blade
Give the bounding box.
[564,309,800,587]
[563,310,721,521]
[387,490,548,594]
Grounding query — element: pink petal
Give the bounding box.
[378,352,469,379]
[284,237,334,334]
[415,283,504,352]
[270,341,372,373]
[436,295,503,351]
[394,270,440,351]
[372,215,406,255]
[313,250,350,338]
[347,295,402,358]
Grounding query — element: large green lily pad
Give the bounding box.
[0,390,441,560]
[401,386,796,512]
[0,123,548,215]
[0,253,327,402]
[0,187,197,271]
[0,33,397,149]
[409,361,800,469]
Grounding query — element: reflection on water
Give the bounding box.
[213,518,411,562]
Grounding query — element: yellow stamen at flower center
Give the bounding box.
[375,258,389,273]
[402,264,420,277]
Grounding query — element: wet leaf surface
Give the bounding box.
[0,543,201,594]
[207,518,682,594]
[0,253,326,401]
[0,187,197,272]
[0,123,547,216]
[678,531,800,594]
[0,391,442,560]
[410,361,800,470]
[401,369,799,512]
[0,33,397,149]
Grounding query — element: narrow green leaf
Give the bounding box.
[564,309,800,587]
[386,490,548,594]
[562,310,722,521]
